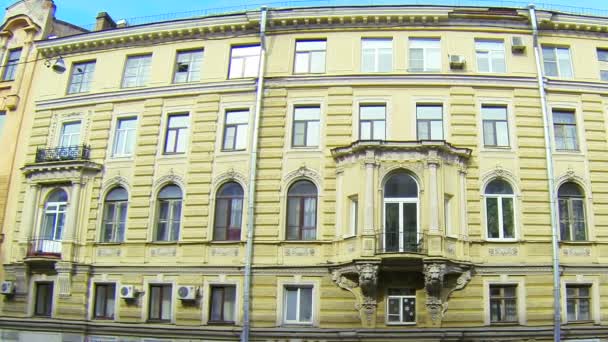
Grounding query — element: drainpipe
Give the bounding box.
[241,6,268,342]
[528,5,561,341]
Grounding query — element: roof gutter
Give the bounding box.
[241,5,267,342]
[528,5,561,341]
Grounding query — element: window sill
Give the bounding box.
[220,149,247,153]
[481,146,513,152]
[92,317,115,320]
[560,240,594,245]
[485,239,518,243]
[147,320,172,324]
[343,235,357,240]
[386,322,416,326]
[148,241,179,245]
[209,240,244,244]
[281,322,314,327]
[553,150,584,156]
[95,242,123,246]
[286,148,322,153]
[293,72,325,75]
[216,151,249,156]
[490,322,519,326]
[208,320,236,325]
[159,153,187,159]
[107,156,134,161]
[565,320,596,325]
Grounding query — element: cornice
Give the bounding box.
[266,74,539,89]
[21,160,103,177]
[331,140,472,163]
[35,79,256,111]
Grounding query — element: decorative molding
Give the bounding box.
[331,261,380,328]
[283,165,323,189]
[149,246,177,257]
[562,247,591,257]
[152,171,186,196]
[480,165,520,194]
[96,248,122,257]
[101,175,131,196]
[423,261,473,322]
[555,169,590,198]
[212,168,248,191]
[488,247,518,256]
[284,247,316,257]
[210,247,239,257]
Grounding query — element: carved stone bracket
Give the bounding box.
[331,261,379,327]
[423,260,473,323]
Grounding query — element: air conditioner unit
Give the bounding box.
[119,285,136,299]
[449,55,465,69]
[511,36,526,52]
[0,281,14,295]
[176,285,197,300]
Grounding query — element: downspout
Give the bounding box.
[241,5,268,342]
[528,5,561,341]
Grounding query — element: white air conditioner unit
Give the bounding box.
[449,55,465,69]
[119,285,136,299]
[511,36,526,52]
[176,285,197,300]
[0,281,14,295]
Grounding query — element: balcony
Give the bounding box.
[377,232,427,254]
[26,238,61,260]
[35,145,90,163]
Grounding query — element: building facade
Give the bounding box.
[1,2,608,341]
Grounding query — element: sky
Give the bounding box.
[3,0,608,29]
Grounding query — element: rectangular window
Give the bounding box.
[416,104,443,140]
[294,40,326,74]
[222,110,249,151]
[0,111,5,138]
[542,46,573,78]
[2,48,21,81]
[409,38,441,72]
[445,195,452,236]
[361,38,392,72]
[174,49,203,83]
[283,286,313,324]
[34,282,53,317]
[112,117,138,157]
[553,109,578,151]
[93,283,116,319]
[482,105,510,147]
[59,121,81,147]
[68,61,96,94]
[292,106,320,148]
[122,54,152,88]
[489,285,517,323]
[209,285,236,323]
[229,45,260,79]
[348,197,358,237]
[476,40,505,73]
[386,288,416,324]
[164,114,189,154]
[486,195,515,240]
[359,104,386,140]
[148,284,172,322]
[597,48,608,81]
[566,285,591,322]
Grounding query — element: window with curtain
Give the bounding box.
[101,187,128,243]
[490,285,517,323]
[148,284,172,321]
[286,180,317,240]
[209,285,236,323]
[155,185,182,241]
[213,182,244,241]
[558,182,586,241]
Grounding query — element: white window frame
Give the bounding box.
[229,45,261,79]
[222,109,249,151]
[122,54,152,88]
[67,60,96,94]
[291,106,321,148]
[484,181,517,241]
[276,279,319,327]
[408,38,441,72]
[282,285,314,325]
[361,38,393,73]
[0,111,5,138]
[294,39,326,74]
[415,103,443,140]
[383,196,420,252]
[445,194,454,237]
[173,49,204,83]
[112,116,138,157]
[347,195,358,238]
[542,45,573,78]
[385,288,417,325]
[58,120,82,147]
[551,108,579,152]
[359,104,387,140]
[481,105,510,148]
[475,39,506,73]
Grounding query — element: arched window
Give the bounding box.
[33,188,68,255]
[101,187,128,243]
[155,185,182,242]
[286,180,317,240]
[383,172,418,252]
[558,182,586,241]
[485,179,515,239]
[213,182,244,241]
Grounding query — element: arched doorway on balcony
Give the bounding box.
[383,171,419,253]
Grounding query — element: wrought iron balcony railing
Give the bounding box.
[35,145,91,163]
[377,232,426,254]
[27,238,62,258]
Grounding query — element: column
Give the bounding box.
[20,183,39,243]
[335,168,344,238]
[363,155,375,234]
[65,180,82,242]
[459,169,468,239]
[428,160,439,232]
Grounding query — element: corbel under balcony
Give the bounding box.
[21,145,102,182]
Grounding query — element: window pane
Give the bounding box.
[161,285,172,320]
[294,52,309,73]
[224,286,236,321]
[486,198,499,238]
[149,286,160,319]
[417,105,442,119]
[310,51,326,73]
[373,121,386,140]
[496,121,509,146]
[210,287,223,321]
[430,120,443,140]
[403,203,418,250]
[306,121,320,147]
[285,288,298,321]
[360,106,385,120]
[502,198,514,238]
[483,121,496,146]
[402,297,415,322]
[297,41,326,51]
[299,287,313,322]
[360,121,371,140]
[235,125,248,150]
